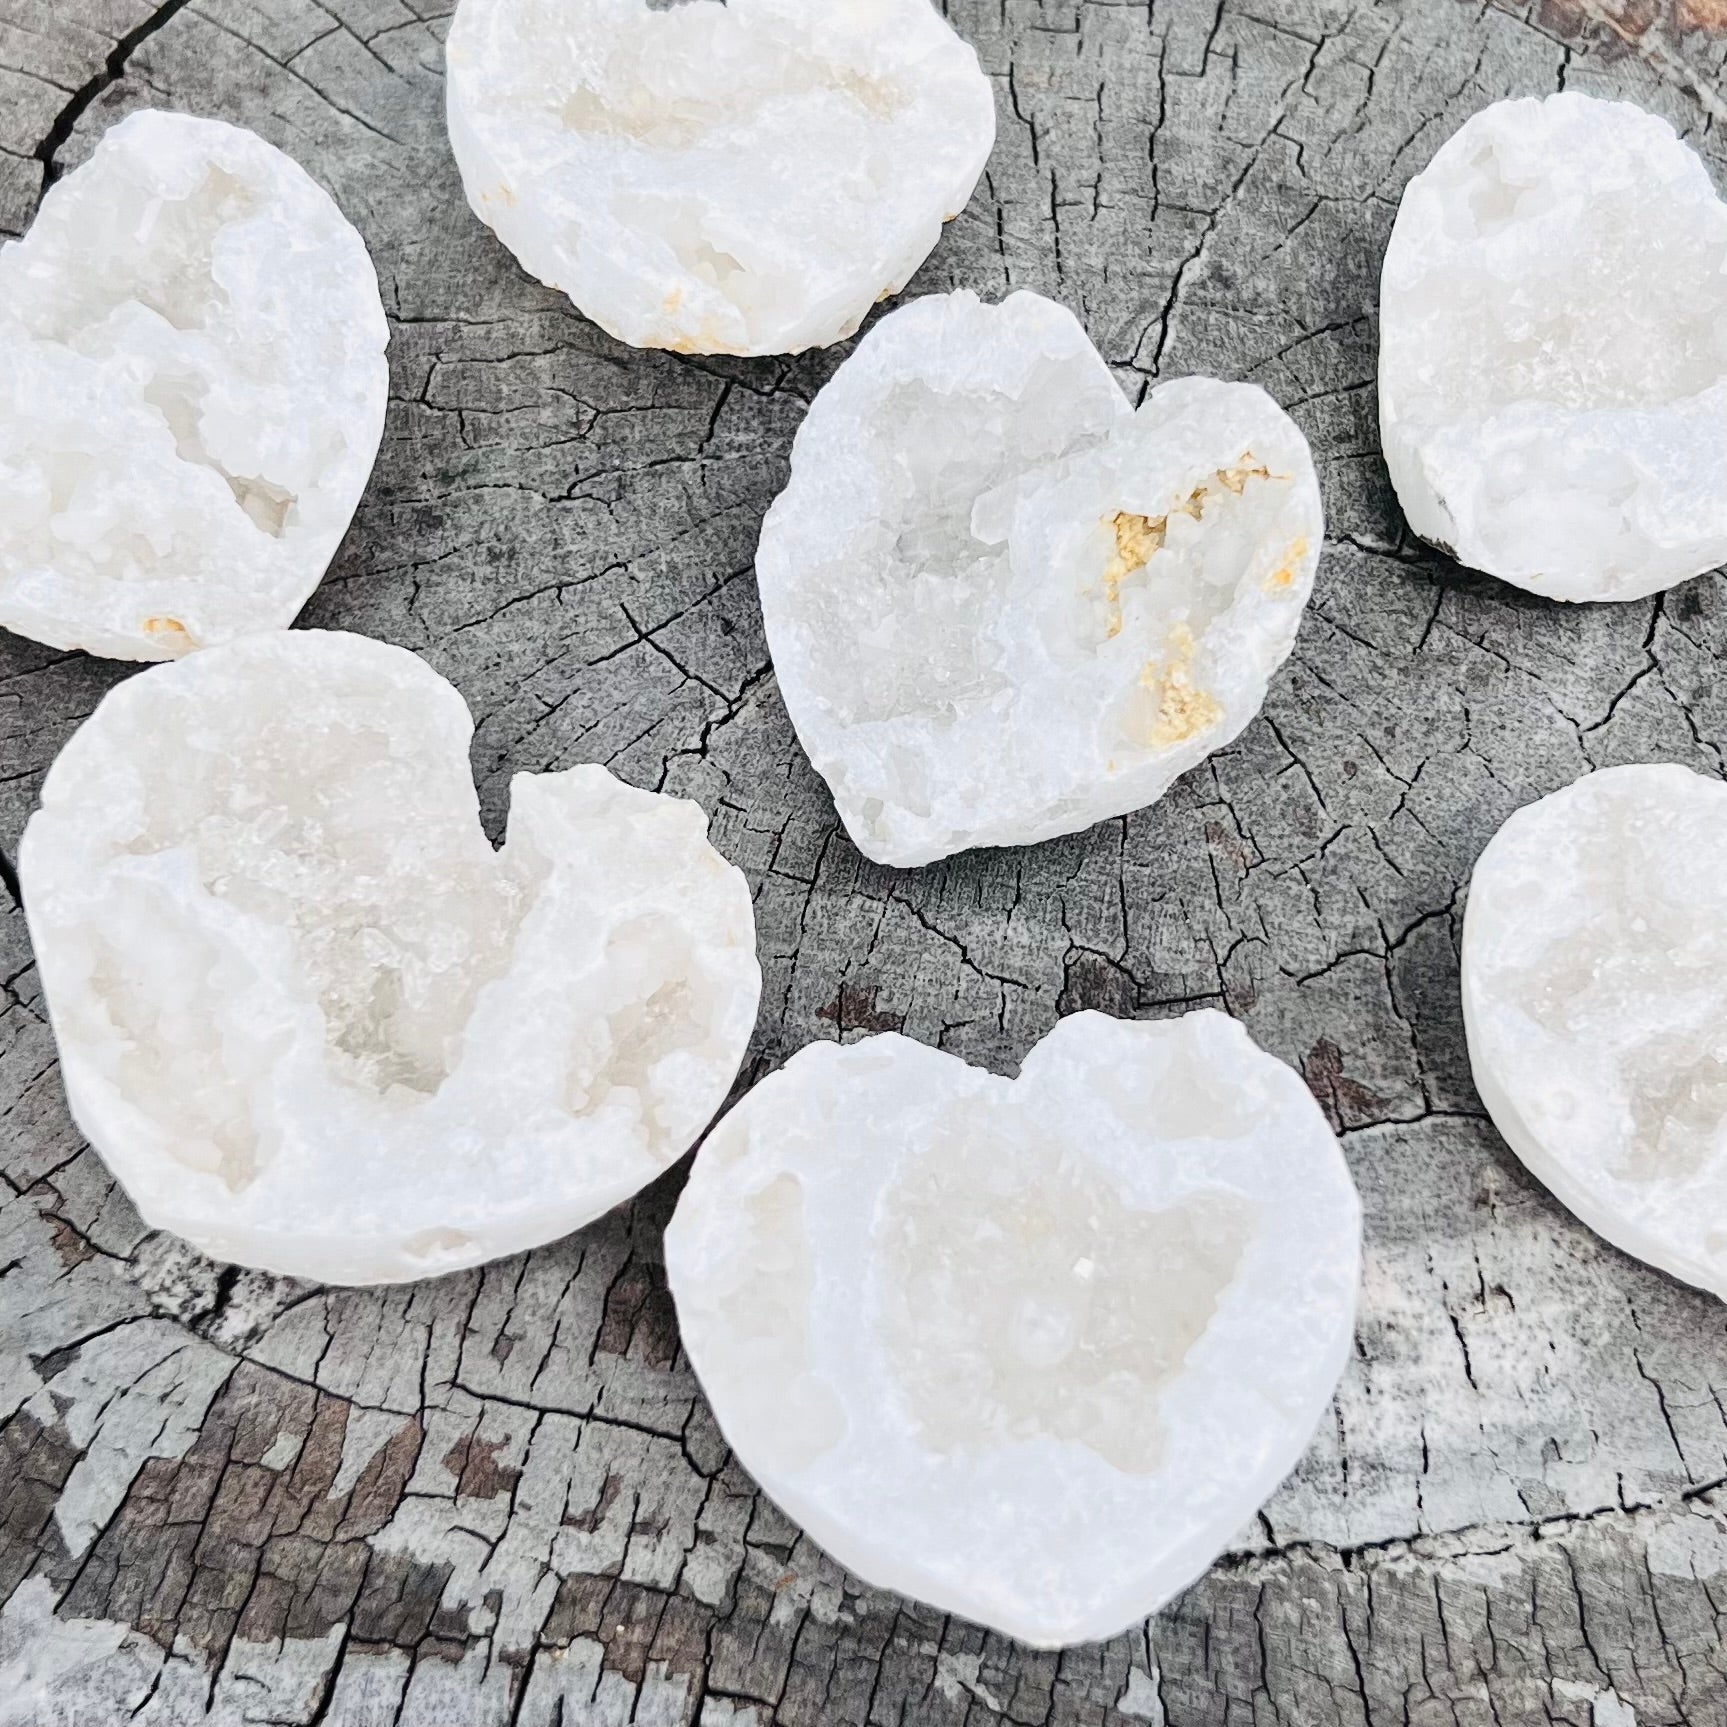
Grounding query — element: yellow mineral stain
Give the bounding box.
[1105,511,1166,587]
[1101,511,1167,637]
[1141,623,1222,749]
[840,71,902,116]
[1262,535,1309,593]
[668,314,732,355]
[143,616,191,643]
[1094,453,1280,636]
[1216,456,1272,495]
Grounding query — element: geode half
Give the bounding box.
[0,111,389,659]
[20,631,761,1284]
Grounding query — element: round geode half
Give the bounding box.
[1379,94,1727,601]
[443,0,996,356]
[665,1010,1361,1647]
[0,110,389,660]
[755,289,1324,866]
[20,631,761,1285]
[1463,763,1727,1298]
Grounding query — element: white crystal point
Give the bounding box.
[443,0,995,357]
[755,290,1324,867]
[0,111,389,662]
[665,1010,1360,1647]
[1463,764,1727,1298]
[1379,94,1727,602]
[19,631,761,1285]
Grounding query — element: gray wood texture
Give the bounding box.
[6,0,1727,1720]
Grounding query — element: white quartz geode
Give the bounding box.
[1463,763,1727,1299]
[1380,94,1727,602]
[755,290,1324,866]
[443,0,995,356]
[19,631,761,1285]
[0,110,389,661]
[665,1010,1361,1646]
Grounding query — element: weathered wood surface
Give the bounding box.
[6,0,1727,1721]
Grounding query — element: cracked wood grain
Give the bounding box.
[6,0,1727,1721]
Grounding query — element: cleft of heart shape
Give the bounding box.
[755,289,1325,868]
[665,1008,1362,1647]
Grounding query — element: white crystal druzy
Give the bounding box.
[1380,94,1727,601]
[756,290,1324,866]
[444,0,995,356]
[1464,764,1727,1298]
[0,111,389,660]
[20,631,761,1285]
[666,1010,1361,1647]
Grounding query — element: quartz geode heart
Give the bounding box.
[1464,764,1727,1298]
[444,0,995,356]
[1380,94,1727,601]
[665,1010,1361,1647]
[756,290,1324,867]
[20,631,760,1284]
[0,111,388,659]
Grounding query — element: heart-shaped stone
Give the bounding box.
[20,630,760,1285]
[755,289,1323,866]
[1380,93,1727,601]
[0,111,388,659]
[665,1009,1360,1647]
[445,0,996,356]
[1464,763,1727,1298]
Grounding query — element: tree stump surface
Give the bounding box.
[6,1,1727,1721]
